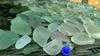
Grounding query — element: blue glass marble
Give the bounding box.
[61,46,71,56]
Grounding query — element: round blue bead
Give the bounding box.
[61,46,71,56]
